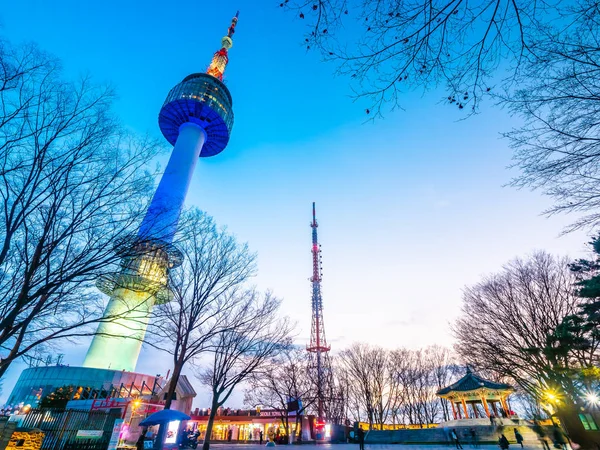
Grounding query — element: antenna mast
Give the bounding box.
[306,202,331,420]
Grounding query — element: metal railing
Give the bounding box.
[19,408,120,450]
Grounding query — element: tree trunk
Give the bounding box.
[0,361,9,379]
[164,357,184,410]
[284,414,289,443]
[557,403,600,449]
[202,397,219,450]
[295,414,302,443]
[153,358,184,450]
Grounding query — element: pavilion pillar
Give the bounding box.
[450,401,457,420]
[461,398,469,419]
[500,396,509,416]
[481,397,490,417]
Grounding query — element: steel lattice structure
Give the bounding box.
[306,202,332,420]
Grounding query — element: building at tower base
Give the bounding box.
[6,365,161,409]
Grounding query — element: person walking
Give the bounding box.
[259,430,263,445]
[552,425,568,450]
[499,434,510,450]
[443,426,451,447]
[470,428,478,448]
[514,428,524,448]
[532,420,550,450]
[357,426,365,450]
[136,432,145,450]
[451,429,463,449]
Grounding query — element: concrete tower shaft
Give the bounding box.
[83,12,239,372]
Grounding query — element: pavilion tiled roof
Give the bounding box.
[436,368,513,396]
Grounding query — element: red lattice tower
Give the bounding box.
[306,202,332,420]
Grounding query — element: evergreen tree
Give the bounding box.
[571,236,600,325]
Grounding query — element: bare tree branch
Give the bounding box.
[0,37,162,377]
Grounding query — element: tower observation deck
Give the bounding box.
[83,12,240,372]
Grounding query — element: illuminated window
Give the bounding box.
[579,413,598,431]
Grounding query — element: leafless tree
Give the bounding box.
[333,344,456,427]
[454,251,600,447]
[511,388,549,420]
[197,290,293,450]
[454,252,597,397]
[0,38,160,377]
[148,208,257,409]
[334,361,363,424]
[244,347,315,441]
[428,346,459,422]
[283,0,564,114]
[505,2,600,230]
[285,1,600,230]
[338,343,395,429]
[325,356,351,425]
[389,347,455,427]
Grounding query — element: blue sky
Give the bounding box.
[0,0,590,406]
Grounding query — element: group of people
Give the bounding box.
[449,425,568,450]
[497,429,524,450]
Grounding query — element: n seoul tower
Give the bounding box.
[83,12,240,371]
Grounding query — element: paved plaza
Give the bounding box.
[209,444,557,450]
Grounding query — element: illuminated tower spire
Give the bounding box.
[83,13,239,372]
[207,11,239,81]
[307,202,332,421]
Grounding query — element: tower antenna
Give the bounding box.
[207,11,239,81]
[307,202,332,421]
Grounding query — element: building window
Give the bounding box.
[578,413,598,431]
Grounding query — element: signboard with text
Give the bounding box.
[76,430,103,439]
[107,419,124,450]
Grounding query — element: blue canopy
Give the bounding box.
[139,409,191,426]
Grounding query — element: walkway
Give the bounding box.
[210,443,555,450]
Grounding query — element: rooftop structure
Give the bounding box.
[437,367,514,420]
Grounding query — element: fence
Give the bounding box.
[19,408,120,450]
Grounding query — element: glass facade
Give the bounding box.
[6,366,159,407]
[158,73,233,157]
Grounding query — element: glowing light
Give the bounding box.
[165,420,180,444]
[545,391,557,402]
[83,288,155,371]
[206,12,239,81]
[586,392,599,405]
